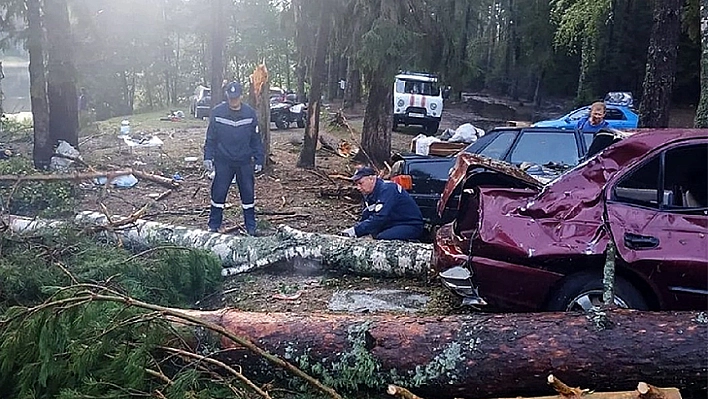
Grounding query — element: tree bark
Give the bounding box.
[357,74,391,167]
[26,0,52,170]
[196,308,707,399]
[695,1,708,127]
[639,0,682,128]
[44,0,79,148]
[297,0,331,168]
[209,0,226,109]
[8,213,432,278]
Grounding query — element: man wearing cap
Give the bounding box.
[341,167,424,241]
[203,81,264,235]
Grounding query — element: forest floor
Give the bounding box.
[4,96,698,316]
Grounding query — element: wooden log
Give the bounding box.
[196,309,707,399]
[0,168,179,188]
[496,379,683,399]
[8,212,433,278]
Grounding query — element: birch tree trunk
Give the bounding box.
[8,213,432,278]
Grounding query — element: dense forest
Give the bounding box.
[1,0,707,166]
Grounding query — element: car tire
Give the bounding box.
[427,121,440,135]
[275,113,288,130]
[296,115,305,128]
[545,271,648,312]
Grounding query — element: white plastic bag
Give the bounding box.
[413,134,442,156]
[449,123,485,143]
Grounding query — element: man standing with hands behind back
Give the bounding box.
[203,81,264,235]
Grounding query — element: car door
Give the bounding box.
[605,141,708,310]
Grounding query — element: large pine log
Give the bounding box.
[7,212,432,278]
[193,308,707,399]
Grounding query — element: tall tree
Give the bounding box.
[26,0,52,169]
[296,0,331,168]
[639,0,683,127]
[209,0,226,108]
[695,0,708,127]
[44,0,79,148]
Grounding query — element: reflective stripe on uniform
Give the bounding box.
[211,200,225,208]
[242,203,255,209]
[215,117,253,128]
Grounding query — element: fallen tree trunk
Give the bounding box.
[190,308,707,399]
[7,212,432,278]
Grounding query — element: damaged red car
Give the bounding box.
[433,129,707,312]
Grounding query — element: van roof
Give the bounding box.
[395,72,438,82]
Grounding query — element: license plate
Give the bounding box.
[409,112,424,118]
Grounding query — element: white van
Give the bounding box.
[393,72,443,134]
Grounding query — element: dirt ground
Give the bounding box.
[9,98,698,315]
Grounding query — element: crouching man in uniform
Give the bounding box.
[341,167,424,241]
[203,81,264,235]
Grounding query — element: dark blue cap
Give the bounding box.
[351,167,376,182]
[224,82,243,99]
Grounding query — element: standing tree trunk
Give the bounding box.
[639,0,682,128]
[695,0,708,127]
[357,74,391,167]
[297,1,331,168]
[26,0,52,170]
[44,0,79,148]
[343,60,360,109]
[210,0,226,109]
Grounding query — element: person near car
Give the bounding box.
[341,167,424,241]
[576,101,609,134]
[203,81,264,235]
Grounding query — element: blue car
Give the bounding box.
[533,92,639,130]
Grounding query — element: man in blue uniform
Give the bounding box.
[203,81,264,235]
[576,101,609,134]
[341,167,424,241]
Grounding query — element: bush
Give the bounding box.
[0,157,76,217]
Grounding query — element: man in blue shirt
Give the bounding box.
[576,101,609,134]
[203,81,264,235]
[341,167,424,241]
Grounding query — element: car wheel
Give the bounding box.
[296,115,305,128]
[427,121,440,135]
[546,271,648,312]
[275,113,288,130]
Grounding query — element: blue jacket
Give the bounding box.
[576,116,609,134]
[354,178,424,237]
[204,102,264,165]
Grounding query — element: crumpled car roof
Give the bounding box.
[463,128,707,259]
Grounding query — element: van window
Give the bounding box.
[395,79,440,96]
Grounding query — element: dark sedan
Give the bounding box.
[391,127,599,225]
[433,129,707,312]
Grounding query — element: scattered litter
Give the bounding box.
[121,135,164,148]
[413,134,441,155]
[94,174,138,188]
[184,156,199,162]
[50,140,82,171]
[448,123,485,143]
[160,110,186,121]
[147,192,161,199]
[172,173,183,181]
[272,291,303,301]
[119,120,131,137]
[133,160,146,166]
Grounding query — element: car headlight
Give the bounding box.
[397,99,405,107]
[430,103,437,110]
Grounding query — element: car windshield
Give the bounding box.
[395,79,440,96]
[509,131,579,168]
